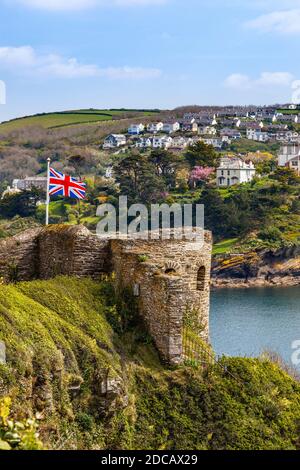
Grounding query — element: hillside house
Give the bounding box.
[285,155,300,175]
[198,126,217,136]
[103,134,127,149]
[162,122,180,134]
[128,123,145,135]
[278,144,300,174]
[169,136,193,149]
[180,121,198,133]
[201,137,229,149]
[220,128,242,140]
[147,122,164,133]
[135,137,152,149]
[276,131,299,142]
[246,128,269,142]
[12,176,47,191]
[217,157,256,187]
[152,136,173,149]
[275,114,299,124]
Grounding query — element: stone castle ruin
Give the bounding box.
[0,225,212,365]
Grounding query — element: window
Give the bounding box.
[197,266,206,291]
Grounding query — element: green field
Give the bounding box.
[0,108,159,132]
[212,238,239,255]
[276,108,300,115]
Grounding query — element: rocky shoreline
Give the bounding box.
[211,276,300,289]
[211,245,300,289]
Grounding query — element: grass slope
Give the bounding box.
[1,276,300,450]
[0,109,158,132]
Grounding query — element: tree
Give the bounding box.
[189,166,214,188]
[114,154,166,205]
[0,189,44,219]
[148,150,183,188]
[198,188,230,239]
[270,167,300,186]
[185,141,220,168]
[68,154,86,179]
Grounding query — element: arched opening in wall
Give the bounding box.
[197,266,206,291]
[165,268,177,275]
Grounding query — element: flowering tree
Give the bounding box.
[189,166,214,187]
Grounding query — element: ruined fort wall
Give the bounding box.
[111,240,185,363]
[0,228,41,281]
[111,234,212,363]
[37,225,110,279]
[0,226,212,364]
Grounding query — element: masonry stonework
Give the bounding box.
[0,225,212,365]
[111,234,212,364]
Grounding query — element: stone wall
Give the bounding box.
[38,225,110,279]
[0,225,212,364]
[0,228,41,282]
[111,233,212,364]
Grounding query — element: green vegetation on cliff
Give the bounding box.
[1,276,300,450]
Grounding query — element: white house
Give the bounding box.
[217,157,256,187]
[275,113,299,124]
[198,126,217,136]
[128,123,144,135]
[278,144,300,174]
[162,122,180,134]
[246,128,269,142]
[103,134,127,149]
[211,115,218,126]
[220,128,242,140]
[201,137,229,149]
[135,137,152,149]
[147,122,164,133]
[152,136,173,149]
[285,155,300,175]
[180,121,198,133]
[12,176,47,191]
[276,131,299,142]
[169,137,193,149]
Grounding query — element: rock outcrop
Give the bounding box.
[212,246,300,288]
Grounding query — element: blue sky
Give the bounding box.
[0,0,300,121]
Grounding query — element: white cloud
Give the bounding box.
[225,72,294,89]
[245,9,300,34]
[224,74,252,89]
[0,46,162,80]
[14,0,167,11]
[0,46,36,67]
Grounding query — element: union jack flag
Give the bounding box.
[49,168,86,200]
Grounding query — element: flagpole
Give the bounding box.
[46,157,51,226]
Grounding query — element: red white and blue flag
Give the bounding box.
[49,168,86,200]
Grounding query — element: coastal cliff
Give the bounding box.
[2,276,300,450]
[212,245,300,288]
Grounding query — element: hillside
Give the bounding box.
[0,109,159,132]
[1,276,300,450]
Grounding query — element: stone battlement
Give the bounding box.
[0,225,212,364]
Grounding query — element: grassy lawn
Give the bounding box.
[213,238,239,255]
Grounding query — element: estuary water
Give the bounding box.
[210,286,300,366]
